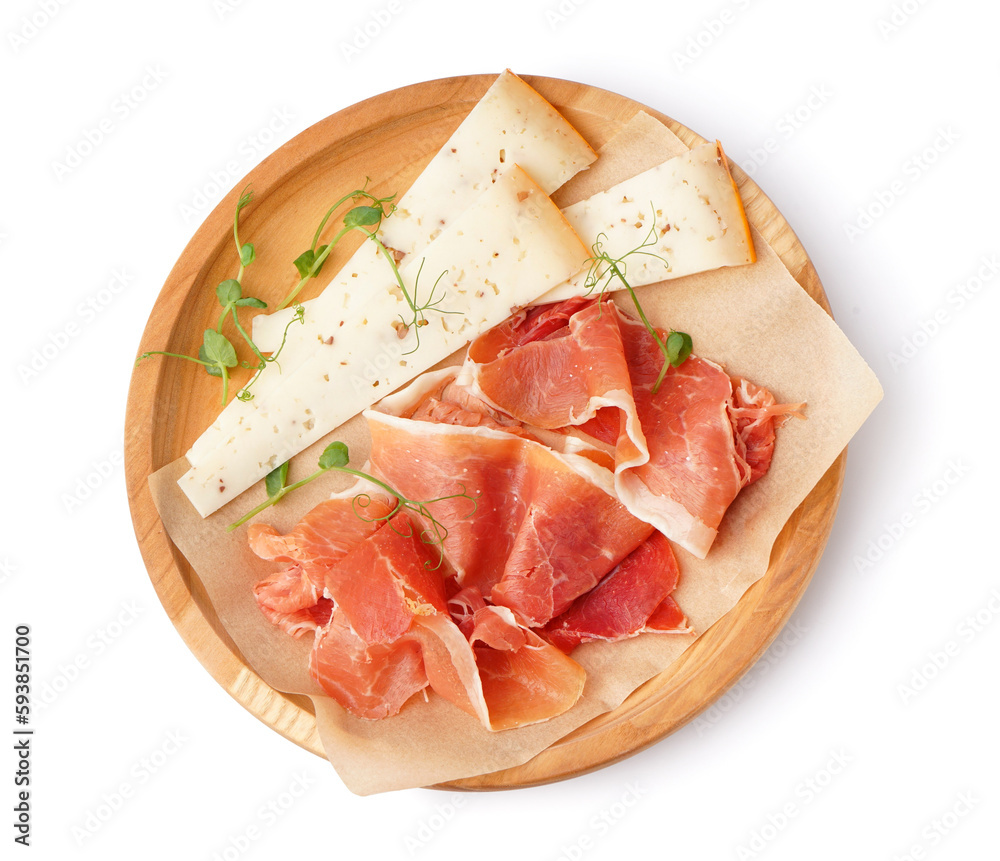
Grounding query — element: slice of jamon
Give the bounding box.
[543,531,690,653]
[253,561,333,638]
[467,606,586,730]
[729,377,805,486]
[408,380,530,438]
[248,495,396,574]
[248,495,397,636]
[366,410,653,626]
[409,606,585,731]
[310,609,427,720]
[465,297,647,471]
[464,297,803,559]
[616,311,802,558]
[322,513,449,646]
[253,562,321,618]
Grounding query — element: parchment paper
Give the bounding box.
[149,113,882,795]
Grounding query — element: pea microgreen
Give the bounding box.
[585,206,694,393]
[136,187,301,405]
[280,185,457,355]
[228,441,478,570]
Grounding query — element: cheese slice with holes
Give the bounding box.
[187,70,595,467]
[179,166,589,517]
[535,140,755,304]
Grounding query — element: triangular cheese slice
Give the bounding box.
[186,70,596,467]
[536,141,755,304]
[179,166,589,517]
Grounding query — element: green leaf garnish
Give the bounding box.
[318,440,350,469]
[137,187,280,406]
[264,461,290,499]
[292,246,328,279]
[666,330,693,367]
[276,183,400,310]
[216,278,242,305]
[343,205,382,229]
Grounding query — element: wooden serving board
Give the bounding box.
[124,74,845,790]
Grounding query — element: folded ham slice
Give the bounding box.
[365,406,653,626]
[250,498,589,728]
[461,297,803,558]
[544,531,690,653]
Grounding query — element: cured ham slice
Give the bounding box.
[248,496,395,575]
[463,297,803,558]
[252,495,585,728]
[409,604,586,730]
[730,377,802,485]
[543,532,689,653]
[467,605,586,730]
[253,564,333,638]
[365,407,653,626]
[615,311,802,557]
[248,496,396,636]
[310,609,427,720]
[321,514,448,646]
[464,297,646,472]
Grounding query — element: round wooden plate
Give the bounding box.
[125,74,844,790]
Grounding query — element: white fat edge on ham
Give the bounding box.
[533,141,755,305]
[614,472,718,560]
[365,404,621,512]
[452,353,650,474]
[179,166,590,517]
[374,365,620,467]
[241,68,596,369]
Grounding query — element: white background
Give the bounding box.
[3,0,997,858]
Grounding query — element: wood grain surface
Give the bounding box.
[124,74,845,790]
